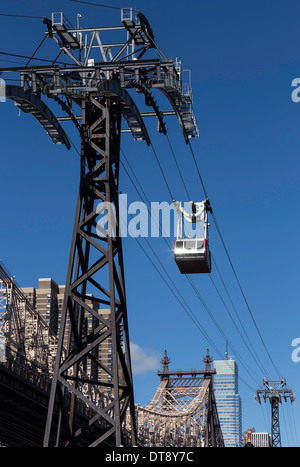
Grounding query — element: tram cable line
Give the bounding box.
[282,401,298,447]
[185,139,298,444]
[25,36,47,66]
[288,400,299,446]
[152,116,297,447]
[0,13,43,19]
[120,144,265,381]
[150,141,174,200]
[186,273,265,382]
[166,133,190,200]
[210,257,265,370]
[162,133,271,378]
[120,147,264,389]
[121,192,257,394]
[281,391,299,446]
[192,269,267,380]
[158,128,280,380]
[69,0,125,11]
[0,50,69,65]
[260,401,270,433]
[282,404,291,446]
[0,58,26,65]
[187,139,281,379]
[144,137,271,381]
[119,195,221,356]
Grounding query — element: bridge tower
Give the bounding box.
[0,9,198,446]
[136,350,224,447]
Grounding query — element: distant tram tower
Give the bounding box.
[255,379,295,447]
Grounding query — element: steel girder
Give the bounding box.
[5,85,70,149]
[271,397,281,447]
[97,80,150,144]
[0,57,198,143]
[44,92,136,447]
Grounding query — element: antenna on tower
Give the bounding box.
[225,340,228,360]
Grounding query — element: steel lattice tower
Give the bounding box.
[255,379,295,447]
[44,92,136,447]
[0,9,198,446]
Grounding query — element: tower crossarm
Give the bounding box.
[255,379,295,404]
[5,85,71,149]
[0,10,199,144]
[255,378,295,447]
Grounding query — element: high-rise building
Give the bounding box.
[251,432,271,447]
[213,358,242,447]
[0,281,6,362]
[97,308,113,391]
[22,279,62,337]
[21,278,113,387]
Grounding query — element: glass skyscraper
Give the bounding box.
[213,358,242,447]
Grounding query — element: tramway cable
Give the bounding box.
[166,133,190,199]
[187,139,281,378]
[146,136,270,379]
[162,134,271,377]
[120,148,265,387]
[0,13,43,19]
[0,51,69,65]
[69,0,126,11]
[123,141,266,379]
[120,162,258,392]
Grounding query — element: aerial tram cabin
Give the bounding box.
[173,199,212,274]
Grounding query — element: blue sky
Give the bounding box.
[0,0,300,446]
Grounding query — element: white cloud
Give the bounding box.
[130,342,160,375]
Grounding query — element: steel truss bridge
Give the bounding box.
[0,264,223,446]
[0,9,223,447]
[136,351,224,447]
[0,261,122,447]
